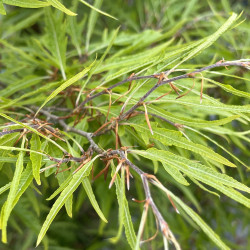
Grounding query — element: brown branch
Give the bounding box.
[36,108,103,154]
[119,61,250,120]
[75,60,249,117]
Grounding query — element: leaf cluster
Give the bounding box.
[0,0,249,249]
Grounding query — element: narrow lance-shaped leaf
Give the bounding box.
[185,126,248,168]
[110,164,125,243]
[169,13,238,73]
[36,155,99,246]
[46,0,76,16]
[0,0,6,15]
[134,149,250,194]
[0,137,25,243]
[150,94,250,114]
[30,134,42,185]
[76,27,120,105]
[36,60,95,115]
[3,0,50,8]
[79,0,117,20]
[129,122,236,167]
[0,133,19,170]
[85,0,102,52]
[12,162,33,208]
[111,161,136,248]
[82,177,108,222]
[121,182,136,248]
[0,183,11,196]
[204,77,250,99]
[67,12,86,57]
[148,105,240,128]
[46,175,72,201]
[45,8,67,80]
[0,145,46,156]
[133,149,250,208]
[162,163,189,186]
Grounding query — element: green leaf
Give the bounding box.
[149,105,240,127]
[67,11,86,57]
[35,60,95,115]
[82,177,108,222]
[0,138,25,243]
[133,148,250,207]
[46,175,72,201]
[0,145,46,156]
[162,163,189,186]
[111,162,136,248]
[36,155,99,246]
[129,122,236,167]
[3,0,50,8]
[30,134,42,185]
[0,183,11,196]
[56,167,73,217]
[134,149,250,194]
[156,95,250,114]
[91,27,120,75]
[190,177,220,197]
[12,162,33,208]
[0,38,39,65]
[122,186,137,249]
[204,77,250,99]
[85,0,102,52]
[79,0,117,20]
[110,165,125,243]
[44,8,67,80]
[46,0,76,16]
[76,27,120,104]
[170,12,238,72]
[0,133,19,170]
[0,76,48,98]
[0,0,6,15]
[185,126,248,168]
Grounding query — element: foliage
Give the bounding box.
[0,0,249,249]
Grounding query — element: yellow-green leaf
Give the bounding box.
[36,60,95,115]
[129,122,236,167]
[79,0,117,20]
[30,134,42,185]
[46,0,76,16]
[0,0,6,15]
[3,0,50,8]
[82,177,107,223]
[0,138,25,243]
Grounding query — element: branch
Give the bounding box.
[119,60,250,120]
[117,150,181,249]
[37,109,103,154]
[75,60,249,119]
[29,108,179,247]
